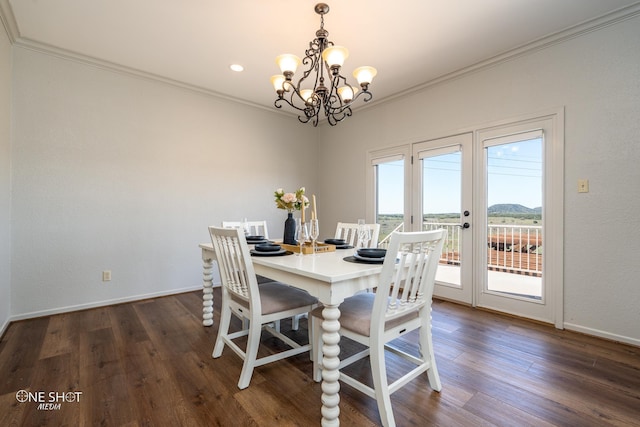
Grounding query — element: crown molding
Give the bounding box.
[0,0,285,117]
[13,35,279,113]
[0,0,18,43]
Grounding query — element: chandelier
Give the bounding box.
[270,3,377,126]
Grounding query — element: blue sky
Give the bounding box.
[377,138,542,214]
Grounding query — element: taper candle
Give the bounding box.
[312,194,317,220]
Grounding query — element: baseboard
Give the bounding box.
[8,285,203,323]
[0,317,9,340]
[564,322,640,348]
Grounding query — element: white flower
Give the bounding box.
[282,193,297,204]
[275,187,308,212]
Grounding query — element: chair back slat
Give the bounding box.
[209,226,259,306]
[222,220,269,239]
[335,222,381,247]
[373,230,445,327]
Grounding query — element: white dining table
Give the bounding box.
[198,242,383,426]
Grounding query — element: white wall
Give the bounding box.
[0,19,11,334]
[10,48,317,318]
[318,16,640,344]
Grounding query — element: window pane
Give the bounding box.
[486,137,543,299]
[376,159,404,241]
[422,151,462,287]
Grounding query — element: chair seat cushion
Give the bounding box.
[233,282,317,315]
[311,293,419,337]
[256,274,273,284]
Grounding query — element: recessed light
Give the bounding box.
[230,64,244,72]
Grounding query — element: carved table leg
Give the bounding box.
[202,256,214,327]
[321,304,341,426]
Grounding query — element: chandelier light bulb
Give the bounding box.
[300,89,315,104]
[353,66,378,86]
[276,54,302,76]
[337,85,358,103]
[322,46,349,68]
[271,75,287,93]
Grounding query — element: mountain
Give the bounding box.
[488,204,541,214]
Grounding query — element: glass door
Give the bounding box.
[475,114,563,326]
[413,134,473,304]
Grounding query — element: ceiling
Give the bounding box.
[2,0,639,114]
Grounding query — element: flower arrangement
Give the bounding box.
[274,187,309,212]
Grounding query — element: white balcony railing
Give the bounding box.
[486,224,542,276]
[378,221,542,277]
[423,222,542,277]
[377,222,404,248]
[422,222,463,266]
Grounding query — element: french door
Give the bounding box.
[370,112,563,326]
[474,115,563,325]
[412,134,473,304]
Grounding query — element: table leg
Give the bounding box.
[202,255,214,327]
[321,304,341,426]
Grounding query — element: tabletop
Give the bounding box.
[201,242,383,305]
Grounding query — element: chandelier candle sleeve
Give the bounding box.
[271,3,376,126]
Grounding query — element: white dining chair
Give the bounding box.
[222,220,302,331]
[311,229,446,427]
[222,220,276,328]
[335,221,381,248]
[222,220,270,239]
[209,226,318,389]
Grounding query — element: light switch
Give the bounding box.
[578,179,589,193]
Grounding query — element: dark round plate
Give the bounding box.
[254,243,282,252]
[343,255,384,264]
[246,235,265,241]
[325,238,347,245]
[353,253,386,263]
[357,248,387,258]
[247,239,269,245]
[250,249,292,257]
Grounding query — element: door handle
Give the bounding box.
[460,210,470,228]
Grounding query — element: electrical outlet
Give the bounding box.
[578,179,589,193]
[102,270,112,281]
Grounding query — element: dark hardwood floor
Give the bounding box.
[1,288,639,426]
